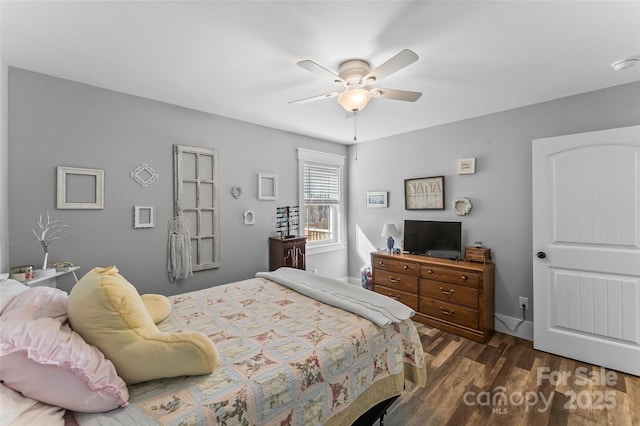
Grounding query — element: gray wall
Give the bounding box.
[0,50,8,273]
[7,68,348,294]
[347,81,640,322]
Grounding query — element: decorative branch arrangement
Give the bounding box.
[32,211,71,270]
[276,206,299,238]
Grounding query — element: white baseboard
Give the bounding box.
[494,313,533,341]
[344,277,360,286]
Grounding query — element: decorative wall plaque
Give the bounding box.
[131,163,159,187]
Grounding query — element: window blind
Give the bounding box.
[304,162,340,204]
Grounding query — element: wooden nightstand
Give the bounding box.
[269,237,306,271]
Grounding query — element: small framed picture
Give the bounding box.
[457,157,476,174]
[366,191,388,208]
[258,173,278,201]
[134,204,156,228]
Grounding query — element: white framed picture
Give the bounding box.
[457,157,476,174]
[57,166,104,209]
[258,173,278,201]
[366,191,388,208]
[134,204,156,228]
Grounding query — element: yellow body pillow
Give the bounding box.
[68,266,217,385]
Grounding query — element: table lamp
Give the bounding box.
[381,224,399,252]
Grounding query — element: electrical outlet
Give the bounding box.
[312,269,319,275]
[519,296,529,310]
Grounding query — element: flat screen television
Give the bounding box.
[403,220,462,259]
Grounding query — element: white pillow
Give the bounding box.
[0,279,28,315]
[0,382,65,426]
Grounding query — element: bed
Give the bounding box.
[1,268,426,426]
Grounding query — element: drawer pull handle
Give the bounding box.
[426,269,434,274]
[403,265,409,270]
[460,275,468,281]
[439,307,454,316]
[388,277,400,283]
[387,293,400,301]
[378,261,384,266]
[439,287,454,296]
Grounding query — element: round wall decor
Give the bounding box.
[452,197,472,216]
[231,186,242,199]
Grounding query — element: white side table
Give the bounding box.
[22,266,80,288]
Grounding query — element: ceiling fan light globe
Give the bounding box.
[337,88,372,112]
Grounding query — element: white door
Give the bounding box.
[533,125,640,376]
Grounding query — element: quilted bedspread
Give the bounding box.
[74,277,426,426]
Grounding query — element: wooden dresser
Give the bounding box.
[269,236,306,271]
[371,251,495,343]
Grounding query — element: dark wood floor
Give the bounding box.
[380,322,639,426]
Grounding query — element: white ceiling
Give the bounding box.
[2,1,639,144]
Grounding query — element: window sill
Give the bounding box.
[307,241,346,256]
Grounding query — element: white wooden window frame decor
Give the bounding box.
[258,173,278,201]
[57,166,104,209]
[134,204,156,228]
[131,163,159,187]
[174,144,220,271]
[457,157,476,174]
[366,191,388,208]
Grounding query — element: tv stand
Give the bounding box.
[371,251,495,343]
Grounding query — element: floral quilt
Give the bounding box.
[74,277,425,426]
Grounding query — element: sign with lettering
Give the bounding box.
[404,176,445,210]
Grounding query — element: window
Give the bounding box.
[298,149,345,251]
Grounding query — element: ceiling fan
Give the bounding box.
[289,49,422,113]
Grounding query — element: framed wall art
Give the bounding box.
[57,166,104,209]
[258,173,278,201]
[457,157,476,174]
[366,191,388,208]
[134,204,156,228]
[404,176,445,210]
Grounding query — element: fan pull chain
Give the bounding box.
[353,113,358,142]
[353,113,358,161]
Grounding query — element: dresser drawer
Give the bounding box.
[420,280,479,309]
[420,265,479,288]
[374,273,418,293]
[421,297,478,329]
[373,257,419,277]
[375,285,419,311]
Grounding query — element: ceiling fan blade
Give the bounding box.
[361,49,419,85]
[297,60,346,85]
[289,92,339,105]
[372,88,422,102]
